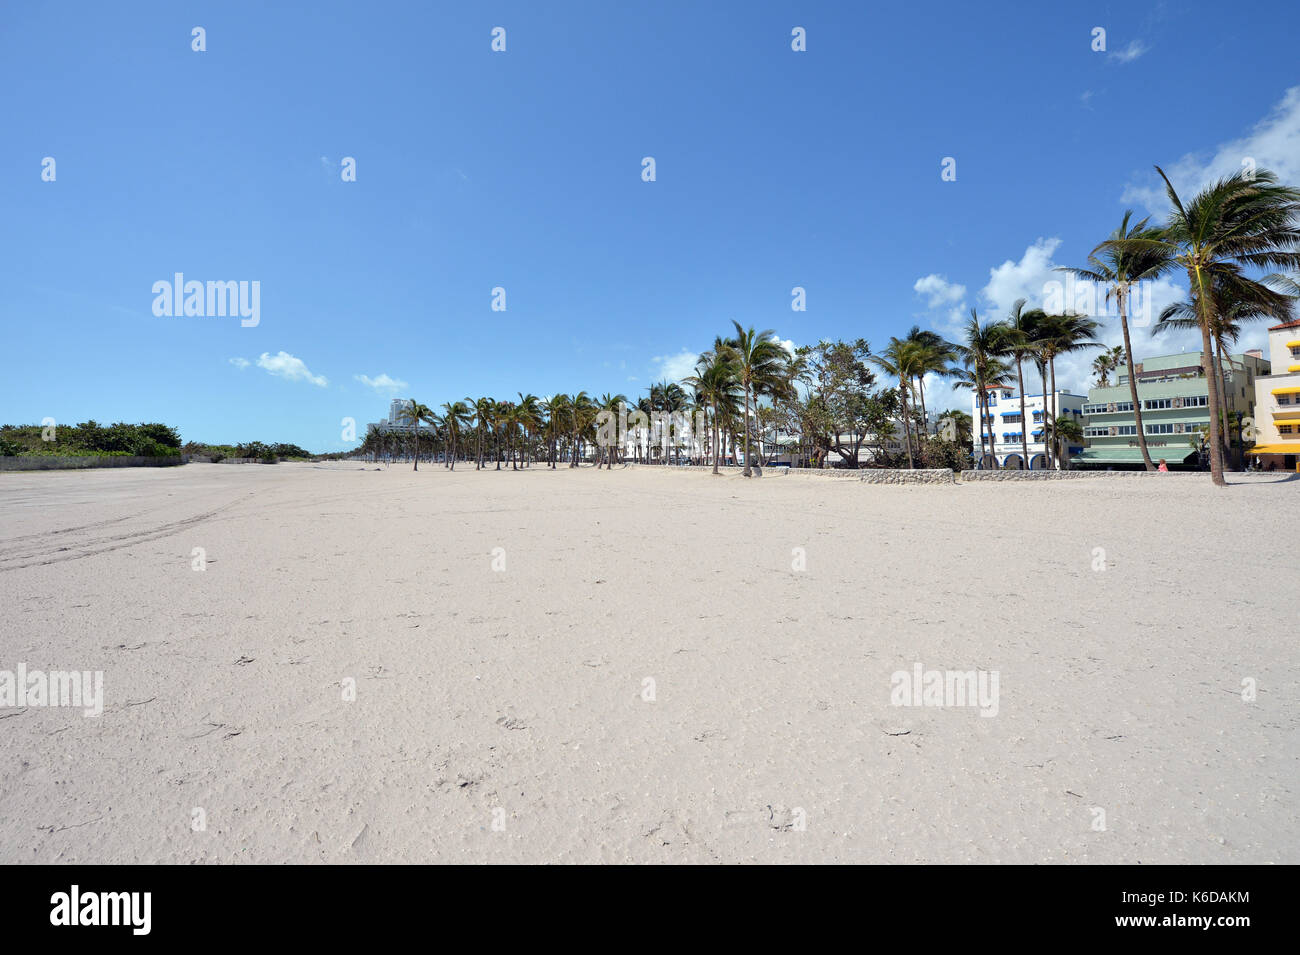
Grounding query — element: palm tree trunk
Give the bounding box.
[1048,360,1059,470]
[1214,343,1231,458]
[980,388,993,468]
[902,386,915,469]
[742,386,753,476]
[1118,290,1155,470]
[1190,273,1226,486]
[1016,359,1028,469]
[1038,361,1051,469]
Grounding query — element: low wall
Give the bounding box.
[959,469,1175,481]
[0,455,186,472]
[626,463,956,483]
[857,469,956,484]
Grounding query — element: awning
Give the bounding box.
[1287,340,1300,347]
[1271,386,1300,395]
[1290,365,1300,372]
[1249,444,1300,454]
[1075,447,1194,465]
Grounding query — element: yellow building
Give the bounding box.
[1249,317,1300,470]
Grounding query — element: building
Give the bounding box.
[971,386,1085,469]
[367,398,436,436]
[1076,350,1270,469]
[1248,319,1300,471]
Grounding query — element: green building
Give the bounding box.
[1076,350,1270,469]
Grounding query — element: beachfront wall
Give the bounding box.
[1249,321,1300,470]
[1078,350,1270,469]
[0,455,186,472]
[970,388,1085,470]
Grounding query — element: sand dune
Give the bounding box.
[1,462,1295,863]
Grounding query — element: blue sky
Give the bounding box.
[3,1,1299,450]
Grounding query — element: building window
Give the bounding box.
[1144,398,1173,410]
[1116,425,1137,436]
[1146,423,1176,435]
[1281,425,1296,435]
[1181,395,1208,408]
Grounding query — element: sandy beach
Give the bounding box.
[1,463,1295,864]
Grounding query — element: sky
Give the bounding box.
[3,0,1299,451]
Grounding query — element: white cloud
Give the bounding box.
[980,237,1064,318]
[1122,86,1300,214]
[1109,40,1148,64]
[228,357,250,369]
[770,336,796,355]
[256,351,328,387]
[913,274,967,309]
[354,373,409,395]
[651,349,700,383]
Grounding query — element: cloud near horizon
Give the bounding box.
[254,351,328,387]
[354,373,409,395]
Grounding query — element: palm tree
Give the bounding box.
[1091,346,1125,387]
[595,392,627,468]
[1097,167,1300,485]
[726,322,787,476]
[1053,416,1085,470]
[870,338,926,468]
[469,397,495,470]
[1059,211,1175,471]
[441,400,470,470]
[395,400,433,470]
[955,309,1012,468]
[1005,300,1046,469]
[516,393,541,467]
[1153,275,1274,462]
[567,392,595,466]
[904,325,957,431]
[684,351,742,474]
[1036,312,1102,468]
[543,394,568,468]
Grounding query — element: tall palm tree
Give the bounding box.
[904,325,957,431]
[1097,167,1300,485]
[469,397,495,470]
[1059,211,1174,471]
[870,338,926,468]
[543,394,568,468]
[955,309,1012,468]
[726,322,787,477]
[1004,300,1045,469]
[395,400,433,470]
[441,400,470,470]
[1036,312,1102,468]
[684,351,742,475]
[595,392,628,468]
[516,393,541,467]
[568,392,595,467]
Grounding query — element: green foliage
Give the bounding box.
[0,421,181,457]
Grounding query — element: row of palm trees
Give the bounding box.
[358,167,1300,485]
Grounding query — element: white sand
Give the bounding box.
[1,462,1295,863]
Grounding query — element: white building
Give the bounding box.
[972,386,1085,469]
[367,398,436,436]
[1248,317,1300,470]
